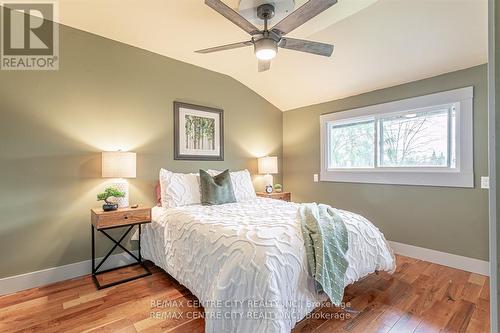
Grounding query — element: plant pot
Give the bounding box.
[102,203,118,211]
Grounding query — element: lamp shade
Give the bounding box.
[258,156,278,174]
[102,151,136,178]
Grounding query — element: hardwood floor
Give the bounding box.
[0,255,489,333]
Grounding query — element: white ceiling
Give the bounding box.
[57,0,488,111]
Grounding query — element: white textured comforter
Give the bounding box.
[142,197,395,333]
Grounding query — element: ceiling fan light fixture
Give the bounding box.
[254,38,278,60]
[198,0,337,72]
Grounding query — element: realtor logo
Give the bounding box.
[1,1,59,70]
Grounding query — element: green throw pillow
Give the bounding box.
[199,169,237,205]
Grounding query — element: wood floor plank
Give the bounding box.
[478,279,490,302]
[165,318,204,333]
[464,298,489,333]
[442,300,475,333]
[459,280,483,305]
[0,256,490,333]
[388,312,422,333]
[414,320,441,333]
[468,274,487,287]
[292,302,351,333]
[83,317,135,332]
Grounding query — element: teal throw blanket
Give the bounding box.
[299,203,349,306]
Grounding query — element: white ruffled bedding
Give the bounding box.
[142,197,395,333]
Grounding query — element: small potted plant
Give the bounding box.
[274,184,283,193]
[97,187,125,211]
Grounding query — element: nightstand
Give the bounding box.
[256,191,291,202]
[90,206,152,289]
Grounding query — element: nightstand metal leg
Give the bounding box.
[91,225,100,288]
[138,224,142,262]
[91,225,95,274]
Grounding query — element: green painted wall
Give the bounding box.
[0,24,283,278]
[283,65,489,261]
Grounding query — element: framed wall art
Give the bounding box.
[173,101,224,161]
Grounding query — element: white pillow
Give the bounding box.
[208,169,256,201]
[159,168,201,208]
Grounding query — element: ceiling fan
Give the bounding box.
[196,0,337,72]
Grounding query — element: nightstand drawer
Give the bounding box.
[91,208,151,230]
[256,192,291,202]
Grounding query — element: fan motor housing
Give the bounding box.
[257,4,275,20]
[238,0,296,27]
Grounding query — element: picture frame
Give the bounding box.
[173,101,224,161]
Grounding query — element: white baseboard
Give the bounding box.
[389,241,490,276]
[0,251,138,296]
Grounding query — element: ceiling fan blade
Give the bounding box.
[258,59,271,72]
[280,38,333,57]
[195,41,253,54]
[271,0,338,35]
[205,0,260,35]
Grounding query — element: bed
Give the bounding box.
[141,195,395,333]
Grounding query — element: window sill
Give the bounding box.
[320,170,474,188]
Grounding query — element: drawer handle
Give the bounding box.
[124,215,129,220]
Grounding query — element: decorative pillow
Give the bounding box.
[159,168,201,208]
[208,169,257,201]
[199,169,236,206]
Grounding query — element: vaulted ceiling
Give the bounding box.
[57,0,488,111]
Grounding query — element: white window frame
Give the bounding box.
[320,86,474,187]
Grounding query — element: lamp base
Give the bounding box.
[112,179,129,208]
[263,174,273,190]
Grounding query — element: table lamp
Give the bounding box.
[102,151,136,208]
[258,156,278,190]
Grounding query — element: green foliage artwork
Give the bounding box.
[185,115,215,150]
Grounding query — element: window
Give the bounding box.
[327,107,455,169]
[329,120,374,168]
[320,87,473,187]
[379,108,454,168]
